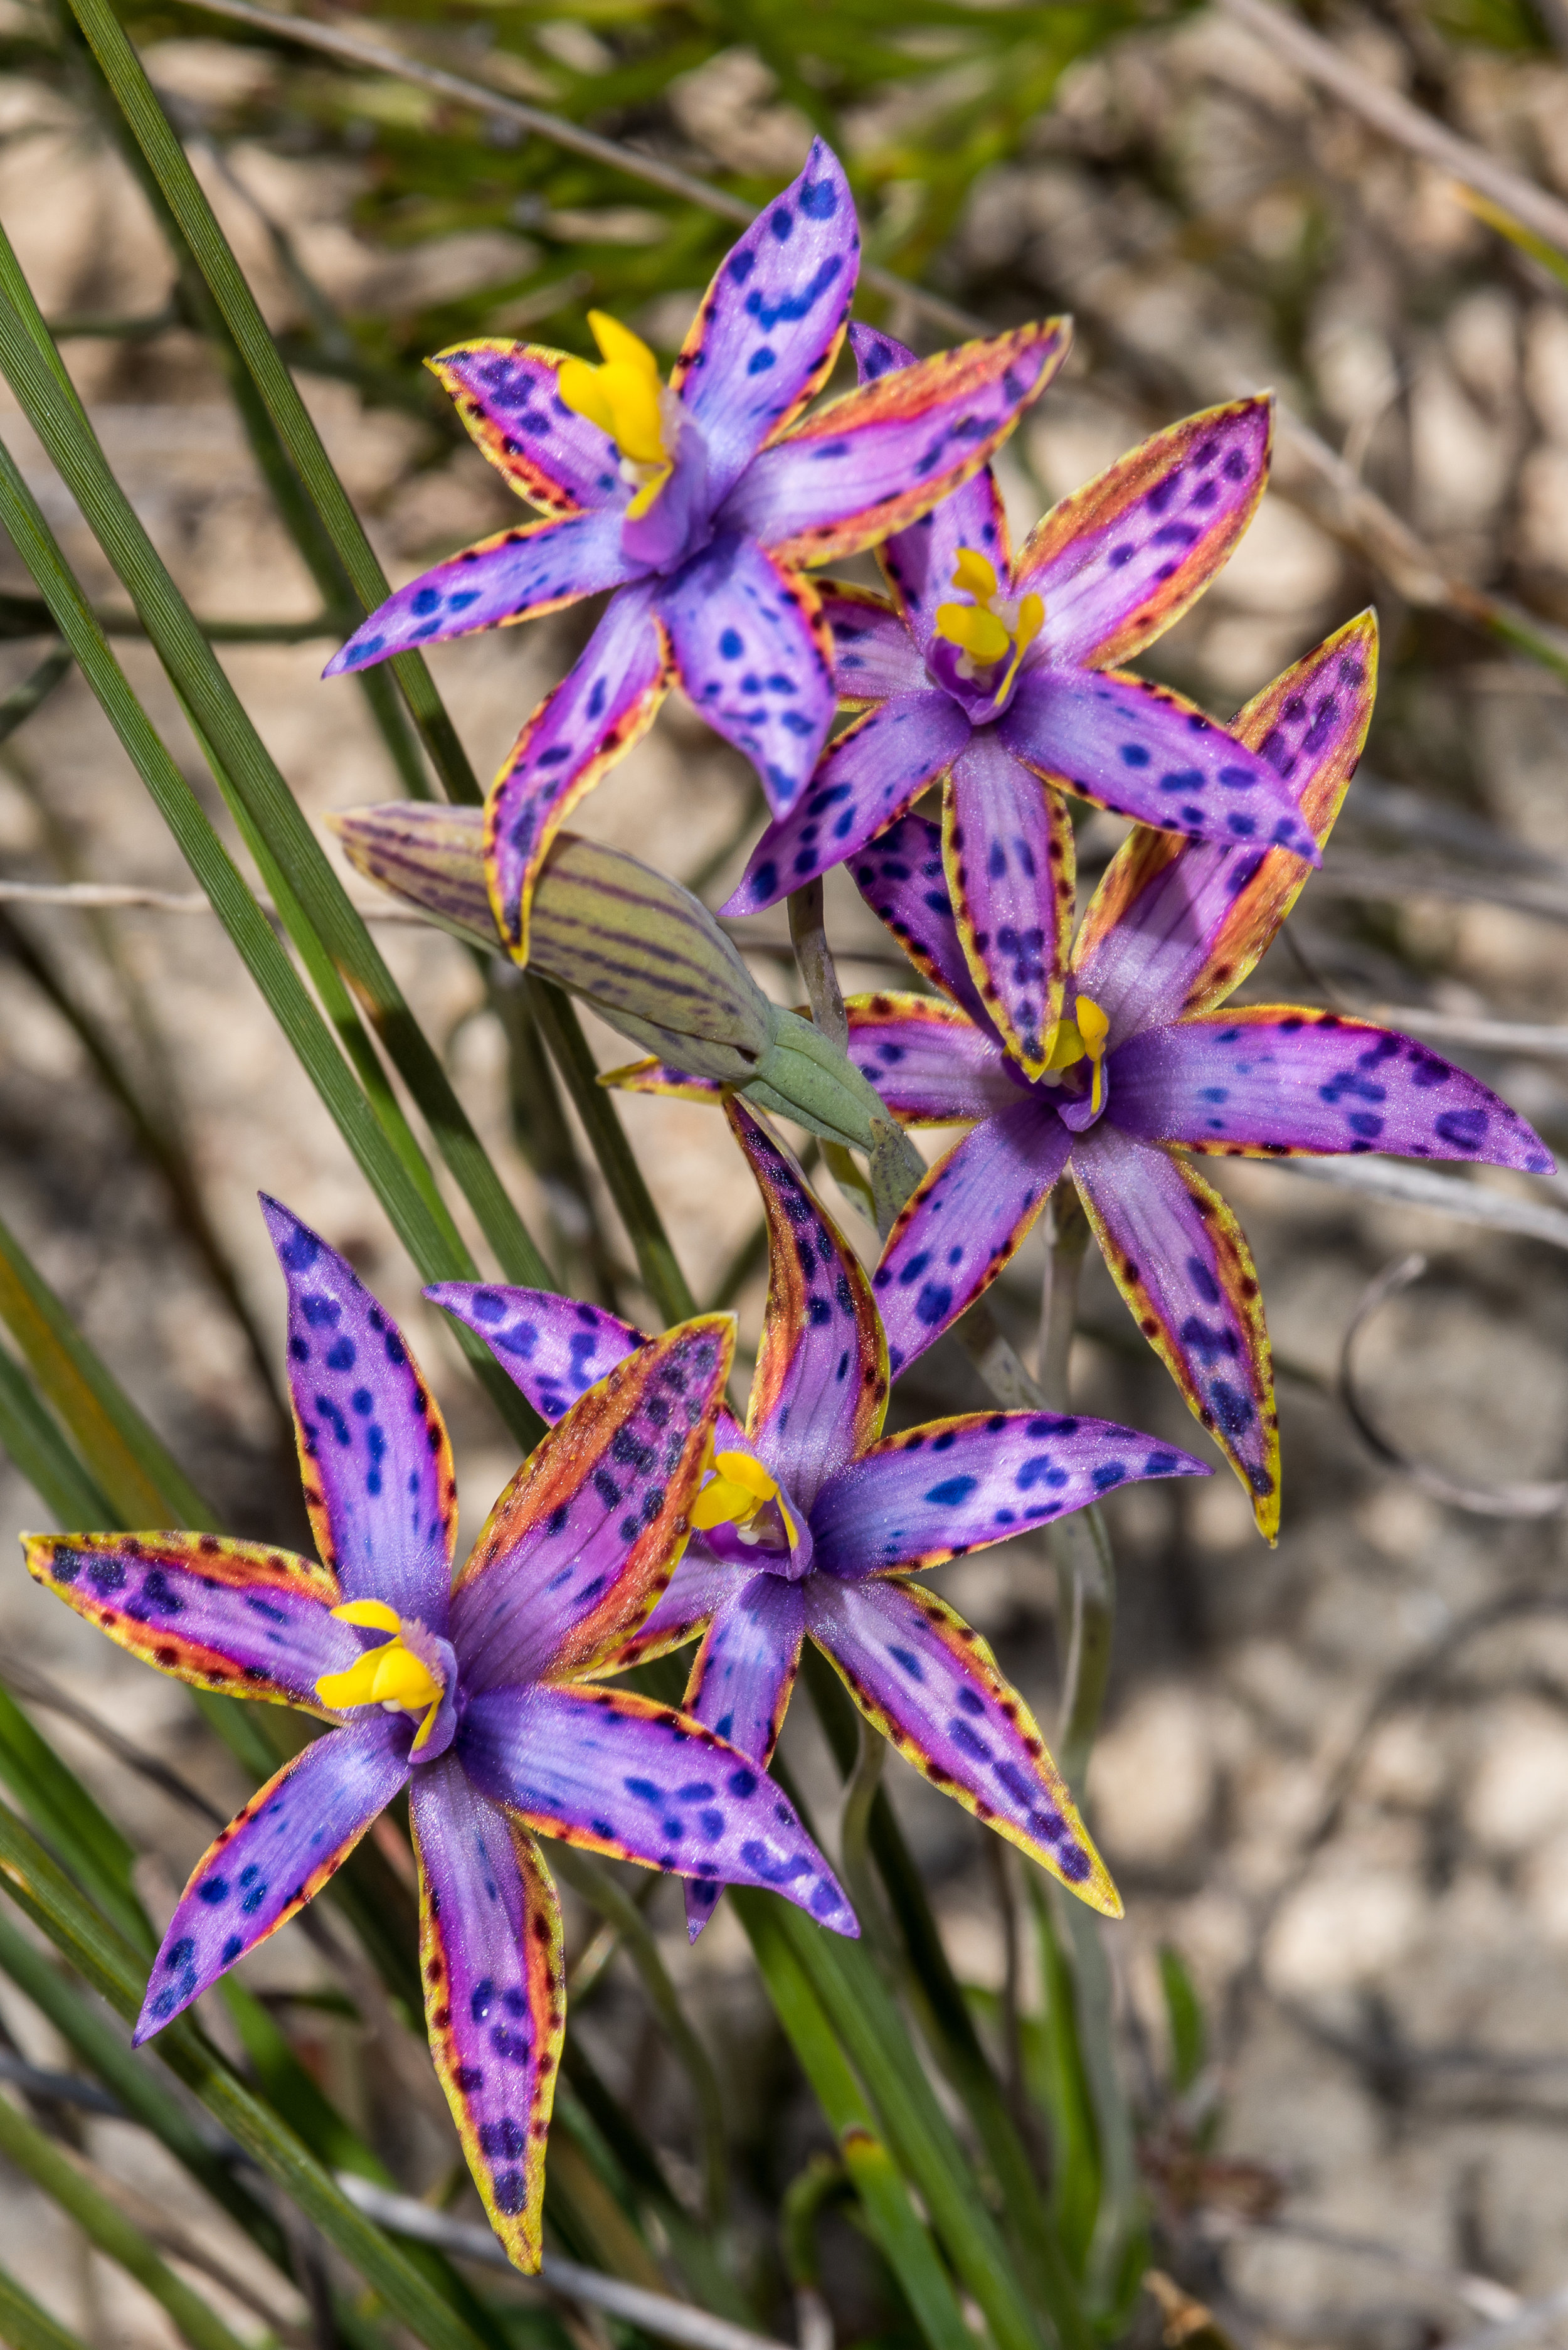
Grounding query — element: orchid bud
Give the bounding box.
[327,802,772,1082]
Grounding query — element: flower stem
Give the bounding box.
[788,880,849,1055]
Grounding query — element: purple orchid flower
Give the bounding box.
[833,614,1555,1538]
[23,1199,854,2271]
[432,1100,1210,1939]
[322,144,1068,962]
[726,328,1321,1082]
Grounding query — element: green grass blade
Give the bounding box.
[0,2257,98,2350]
[1157,1943,1205,2095]
[745,1896,1086,2350]
[60,0,482,807]
[0,1203,214,1528]
[0,1339,115,1526]
[1026,1876,1101,2276]
[0,1907,283,2257]
[0,1798,492,2350]
[739,1896,974,2350]
[0,266,551,1298]
[0,2090,253,2350]
[0,1684,150,1955]
[0,418,538,1448]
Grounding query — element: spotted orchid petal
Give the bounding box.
[808,1411,1207,1576]
[818,584,930,705]
[997,664,1321,863]
[1070,1126,1279,1538]
[592,1545,742,1675]
[804,1575,1117,1910]
[655,536,836,814]
[428,343,627,516]
[324,509,640,678]
[844,991,1017,1124]
[719,320,1070,568]
[485,582,672,959]
[428,1287,644,1422]
[872,1095,1070,1375]
[452,1316,734,1691]
[848,812,991,1024]
[728,1100,887,1510]
[411,1761,564,2272]
[1072,616,1378,1035]
[457,1684,856,1933]
[679,1574,807,1940]
[1111,1009,1555,1171]
[846,327,1017,665]
[670,139,857,508]
[262,1198,456,1630]
[722,690,969,918]
[596,1057,727,1103]
[943,730,1076,1077]
[1013,398,1273,669]
[22,1531,356,1709]
[133,1718,411,2043]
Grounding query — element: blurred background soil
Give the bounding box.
[5,3,1568,2343]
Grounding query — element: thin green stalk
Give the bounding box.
[0,1202,215,1529]
[0,422,538,1446]
[0,1799,491,2350]
[0,2258,97,2350]
[0,2092,253,2350]
[60,0,482,805]
[0,643,72,743]
[527,978,698,1325]
[0,255,551,1295]
[0,1341,114,1527]
[549,1848,728,2230]
[736,1898,974,2350]
[788,881,848,1055]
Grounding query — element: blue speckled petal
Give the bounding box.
[132,1718,410,2043]
[678,1572,806,1941]
[262,1197,456,1632]
[457,1683,856,1934]
[427,1287,645,1424]
[655,537,837,814]
[808,1411,1207,1576]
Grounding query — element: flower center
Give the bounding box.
[557,312,681,519]
[315,1600,447,1754]
[933,547,1044,705]
[1039,992,1110,1115]
[691,1449,801,1551]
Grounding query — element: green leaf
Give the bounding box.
[1157,1943,1206,2095]
[0,1797,492,2350]
[1026,1876,1101,2277]
[0,1684,151,1957]
[0,2091,254,2350]
[0,1338,114,1527]
[0,1202,214,1528]
[0,2257,98,2350]
[61,0,481,805]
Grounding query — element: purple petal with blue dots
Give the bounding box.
[133,1718,411,2043]
[457,1684,857,1935]
[872,1094,1069,1376]
[262,1196,456,1630]
[803,1575,1118,1910]
[997,664,1321,862]
[943,728,1074,1078]
[722,690,969,916]
[808,1410,1207,1578]
[451,1316,733,1691]
[849,812,992,1027]
[1110,1009,1556,1171]
[484,578,669,957]
[818,585,930,704]
[599,1546,743,1673]
[655,535,837,814]
[324,508,640,678]
[410,1758,564,2272]
[679,1573,806,1940]
[428,1287,645,1424]
[844,993,1018,1124]
[670,137,858,509]
[429,341,629,516]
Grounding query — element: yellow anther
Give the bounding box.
[316,1605,445,1752]
[691,1450,800,1548]
[1042,992,1110,1114]
[932,548,1044,702]
[558,313,674,515]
